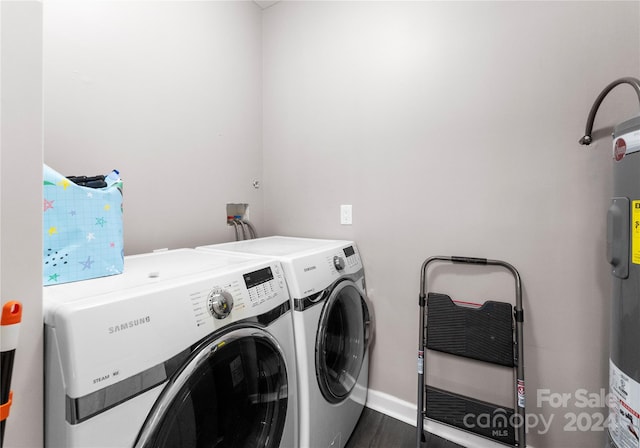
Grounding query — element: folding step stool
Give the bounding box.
[416,256,525,448]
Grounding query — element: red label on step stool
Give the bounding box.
[517,379,525,408]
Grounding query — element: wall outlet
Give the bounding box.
[340,204,352,225]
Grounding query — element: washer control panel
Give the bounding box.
[244,265,283,306]
[191,261,287,328]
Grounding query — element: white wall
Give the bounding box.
[44,0,264,254]
[1,2,43,447]
[262,2,640,447]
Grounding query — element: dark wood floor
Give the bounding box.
[345,408,465,448]
[345,408,416,448]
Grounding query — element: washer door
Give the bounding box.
[315,280,370,404]
[135,327,288,448]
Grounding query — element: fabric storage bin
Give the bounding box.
[43,165,123,286]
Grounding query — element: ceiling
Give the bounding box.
[253,1,280,9]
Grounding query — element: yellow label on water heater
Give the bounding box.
[633,200,640,265]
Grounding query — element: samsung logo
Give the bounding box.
[303,266,317,272]
[108,316,151,334]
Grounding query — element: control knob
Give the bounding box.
[207,288,234,319]
[333,255,345,271]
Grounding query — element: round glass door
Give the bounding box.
[315,281,369,404]
[135,327,288,448]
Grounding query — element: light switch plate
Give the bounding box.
[340,204,352,225]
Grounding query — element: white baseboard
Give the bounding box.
[365,389,534,448]
[365,389,417,426]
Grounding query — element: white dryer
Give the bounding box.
[44,248,297,448]
[197,237,372,448]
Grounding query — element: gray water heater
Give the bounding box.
[580,77,640,448]
[608,115,640,448]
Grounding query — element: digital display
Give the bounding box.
[243,267,273,289]
[343,246,355,257]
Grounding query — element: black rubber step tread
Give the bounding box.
[426,292,515,367]
[425,386,516,446]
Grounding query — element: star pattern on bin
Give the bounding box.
[48,227,57,236]
[48,273,60,282]
[79,256,94,270]
[44,199,55,212]
[57,179,71,190]
[86,233,95,242]
[95,217,107,227]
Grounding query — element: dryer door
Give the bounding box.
[135,327,288,448]
[315,280,370,404]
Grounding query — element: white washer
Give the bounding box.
[197,237,372,448]
[44,248,297,448]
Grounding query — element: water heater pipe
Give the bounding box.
[579,77,640,145]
